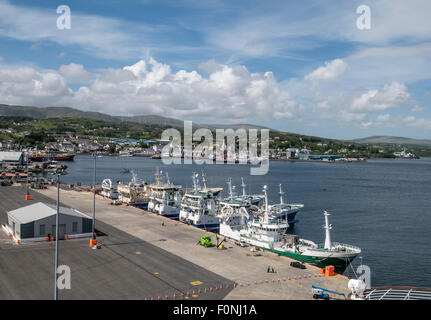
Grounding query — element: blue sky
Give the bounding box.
[0,0,430,139]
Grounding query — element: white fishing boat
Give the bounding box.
[233,177,265,206]
[100,179,119,199]
[240,186,361,273]
[117,170,149,209]
[268,184,304,227]
[147,169,182,218]
[179,172,222,232]
[217,178,255,240]
[232,180,302,228]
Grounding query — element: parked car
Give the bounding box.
[0,180,12,186]
[290,261,306,269]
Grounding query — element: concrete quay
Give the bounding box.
[0,186,232,300]
[34,186,351,300]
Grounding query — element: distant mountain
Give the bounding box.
[201,123,272,131]
[0,104,118,122]
[117,114,187,129]
[0,104,272,131]
[5,105,428,148]
[353,136,431,148]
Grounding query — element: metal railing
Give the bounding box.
[363,287,431,300]
[316,242,361,252]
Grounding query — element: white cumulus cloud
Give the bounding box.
[70,58,299,122]
[0,57,297,123]
[305,59,348,84]
[59,63,92,80]
[0,65,71,105]
[349,82,411,113]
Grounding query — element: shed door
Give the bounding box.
[51,224,66,240]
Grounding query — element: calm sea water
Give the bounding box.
[58,155,431,287]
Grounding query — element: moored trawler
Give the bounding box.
[232,181,303,229]
[117,170,150,209]
[147,169,182,219]
[217,178,254,240]
[29,153,75,161]
[240,186,361,273]
[233,177,265,206]
[179,172,222,232]
[268,184,304,228]
[100,179,119,199]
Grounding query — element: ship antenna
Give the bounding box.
[227,178,233,201]
[323,210,332,249]
[279,184,285,205]
[155,167,161,185]
[201,171,207,190]
[166,172,170,185]
[263,185,268,222]
[241,177,247,197]
[192,173,198,193]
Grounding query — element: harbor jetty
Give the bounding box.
[28,184,351,300]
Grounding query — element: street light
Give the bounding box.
[53,167,67,300]
[25,152,30,200]
[92,153,96,241]
[54,171,60,300]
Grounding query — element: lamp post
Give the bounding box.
[92,153,96,240]
[54,172,60,300]
[25,152,30,200]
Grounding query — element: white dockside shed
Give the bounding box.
[5,202,93,242]
[0,151,23,166]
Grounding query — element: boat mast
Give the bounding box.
[323,210,332,249]
[155,168,161,185]
[227,178,233,201]
[192,173,198,193]
[263,185,269,222]
[241,177,247,197]
[279,184,285,204]
[201,171,207,190]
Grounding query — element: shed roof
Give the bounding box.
[0,151,23,161]
[7,202,91,224]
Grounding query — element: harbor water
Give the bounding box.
[57,155,431,288]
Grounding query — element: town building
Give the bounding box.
[298,154,344,161]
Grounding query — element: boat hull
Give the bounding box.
[287,211,299,228]
[29,155,75,161]
[285,249,356,273]
[278,250,357,274]
[130,202,149,210]
[191,223,219,233]
[219,223,241,241]
[242,237,358,273]
[179,209,220,233]
[148,202,180,219]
